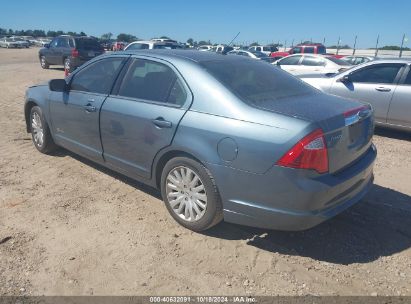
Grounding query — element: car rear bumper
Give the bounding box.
[208,144,377,231]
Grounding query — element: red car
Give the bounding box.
[270,43,342,60]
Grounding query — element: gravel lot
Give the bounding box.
[1,48,411,296]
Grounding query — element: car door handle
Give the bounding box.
[87,98,95,103]
[84,104,96,112]
[375,87,391,92]
[152,117,172,128]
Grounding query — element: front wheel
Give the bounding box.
[30,106,57,154]
[161,157,223,231]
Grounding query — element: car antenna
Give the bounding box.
[228,32,241,46]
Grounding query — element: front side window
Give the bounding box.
[349,64,403,84]
[291,47,302,54]
[70,57,126,94]
[118,59,186,105]
[278,55,302,65]
[50,38,58,48]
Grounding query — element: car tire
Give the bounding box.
[30,106,57,154]
[64,58,71,73]
[40,56,49,69]
[161,156,223,231]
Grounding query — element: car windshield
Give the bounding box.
[326,57,352,66]
[200,60,316,105]
[75,38,102,50]
[251,51,268,58]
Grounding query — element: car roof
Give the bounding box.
[113,49,248,63]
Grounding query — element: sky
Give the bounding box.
[1,0,410,48]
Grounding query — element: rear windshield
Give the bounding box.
[200,60,316,105]
[75,38,102,50]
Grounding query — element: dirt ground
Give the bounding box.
[1,48,411,296]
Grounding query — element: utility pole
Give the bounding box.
[284,40,287,51]
[323,37,326,45]
[399,34,406,58]
[375,34,380,57]
[336,36,341,55]
[353,35,357,55]
[291,39,294,48]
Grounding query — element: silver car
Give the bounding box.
[0,38,19,48]
[301,59,411,132]
[24,50,376,231]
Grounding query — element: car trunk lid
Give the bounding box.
[254,92,374,173]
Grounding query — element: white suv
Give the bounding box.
[125,40,182,51]
[248,45,278,55]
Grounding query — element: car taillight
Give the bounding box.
[71,49,79,57]
[276,128,328,174]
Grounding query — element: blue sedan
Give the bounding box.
[24,50,376,231]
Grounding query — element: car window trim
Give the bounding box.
[68,56,130,95]
[111,55,193,108]
[347,63,406,85]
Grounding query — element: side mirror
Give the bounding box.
[49,79,68,92]
[338,75,351,83]
[44,43,50,48]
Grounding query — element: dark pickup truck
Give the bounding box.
[39,35,104,72]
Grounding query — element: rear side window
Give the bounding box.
[118,59,186,105]
[278,56,301,65]
[70,57,126,94]
[128,43,149,50]
[201,59,316,105]
[301,56,325,66]
[75,38,102,50]
[317,46,326,54]
[349,64,403,84]
[304,47,315,53]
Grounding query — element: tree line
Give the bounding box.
[0,28,87,37]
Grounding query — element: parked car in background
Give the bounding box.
[9,37,30,48]
[227,50,275,63]
[211,44,233,54]
[35,38,51,47]
[301,59,411,132]
[248,45,278,56]
[112,41,126,51]
[124,40,182,51]
[0,38,19,48]
[197,45,213,51]
[274,54,352,76]
[100,40,114,51]
[25,50,376,232]
[341,55,375,65]
[39,35,104,72]
[270,43,327,59]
